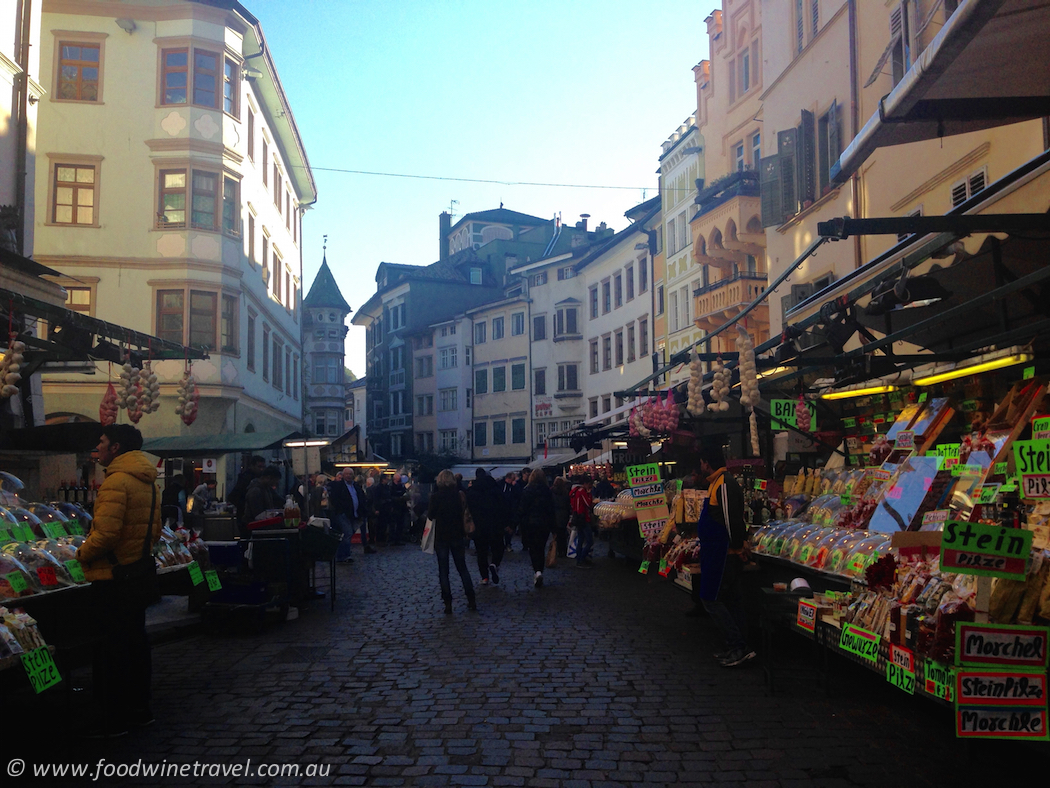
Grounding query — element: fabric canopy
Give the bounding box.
[142,429,302,457]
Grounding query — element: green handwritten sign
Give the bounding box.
[66,519,84,536]
[924,659,955,702]
[638,560,650,575]
[658,558,669,576]
[1033,417,1050,440]
[6,571,28,594]
[771,399,818,431]
[205,569,222,592]
[41,522,67,539]
[994,462,1009,477]
[13,524,34,542]
[887,661,916,694]
[952,464,984,477]
[842,417,857,429]
[896,430,915,450]
[1024,366,1035,380]
[976,485,1002,505]
[918,392,928,403]
[186,561,205,586]
[840,623,881,663]
[799,545,814,564]
[64,560,85,583]
[941,521,1033,581]
[20,646,62,694]
[0,526,11,541]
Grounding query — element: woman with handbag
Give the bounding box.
[426,470,476,614]
[76,424,163,738]
[517,470,556,587]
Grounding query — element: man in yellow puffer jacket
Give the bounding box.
[77,424,162,737]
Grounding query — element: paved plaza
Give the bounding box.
[11,544,1034,786]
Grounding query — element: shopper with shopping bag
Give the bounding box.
[569,476,595,568]
[517,469,556,587]
[691,445,755,668]
[426,470,476,614]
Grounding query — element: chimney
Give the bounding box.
[439,211,451,263]
[579,213,590,232]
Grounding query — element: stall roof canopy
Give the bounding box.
[832,0,1050,183]
[142,430,302,457]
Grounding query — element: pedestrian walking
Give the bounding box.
[76,424,162,737]
[691,445,756,668]
[501,472,521,550]
[465,468,506,586]
[427,470,476,614]
[569,476,595,567]
[328,470,370,562]
[551,476,571,557]
[389,473,409,545]
[517,469,556,587]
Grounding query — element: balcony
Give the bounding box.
[693,272,769,333]
[375,414,408,431]
[692,170,764,272]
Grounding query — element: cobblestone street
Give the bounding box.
[16,544,1033,786]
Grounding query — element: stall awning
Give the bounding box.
[0,422,104,453]
[525,452,582,470]
[142,430,302,457]
[832,0,1050,183]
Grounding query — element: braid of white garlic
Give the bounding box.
[686,346,705,415]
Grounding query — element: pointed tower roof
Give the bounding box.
[303,255,351,312]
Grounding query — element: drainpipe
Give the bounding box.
[848,0,863,271]
[14,0,32,255]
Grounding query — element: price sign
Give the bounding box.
[186,561,205,586]
[839,623,881,663]
[1013,440,1050,498]
[799,545,813,564]
[994,462,1009,477]
[925,659,955,702]
[952,464,984,477]
[6,571,28,594]
[896,431,915,450]
[205,569,222,592]
[35,565,58,587]
[922,510,949,527]
[658,558,670,577]
[753,479,767,491]
[941,521,1032,581]
[956,668,1049,740]
[41,522,68,539]
[956,622,1050,669]
[887,661,916,694]
[1033,417,1050,441]
[64,560,86,583]
[20,646,62,694]
[66,519,84,536]
[0,526,11,541]
[935,444,961,469]
[918,392,928,403]
[1024,366,1035,380]
[976,485,1002,505]
[13,524,34,542]
[842,417,857,429]
[797,599,817,632]
[638,560,650,575]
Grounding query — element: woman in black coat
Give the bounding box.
[427,470,476,614]
[517,469,556,587]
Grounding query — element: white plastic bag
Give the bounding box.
[421,517,436,554]
[567,526,578,559]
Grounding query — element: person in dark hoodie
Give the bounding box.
[517,469,556,587]
[427,470,476,614]
[240,466,282,534]
[465,468,507,586]
[228,455,265,524]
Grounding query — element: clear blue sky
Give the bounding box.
[250,0,718,376]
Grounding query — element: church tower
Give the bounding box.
[302,249,351,437]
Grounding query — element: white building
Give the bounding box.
[33,0,315,447]
[578,199,660,426]
[657,117,704,384]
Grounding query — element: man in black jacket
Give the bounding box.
[467,469,507,585]
[691,445,755,668]
[229,455,265,524]
[328,471,372,561]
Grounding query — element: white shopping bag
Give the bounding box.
[567,526,578,559]
[421,517,436,554]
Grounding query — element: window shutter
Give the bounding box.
[798,109,817,206]
[827,99,840,167]
[760,155,782,227]
[950,179,968,207]
[778,128,798,222]
[968,169,986,196]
